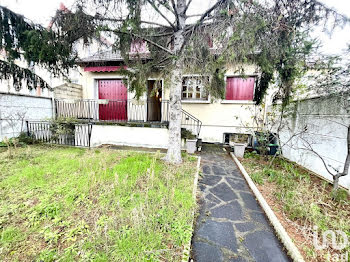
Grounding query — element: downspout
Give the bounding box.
[51,87,56,119]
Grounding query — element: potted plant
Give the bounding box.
[181,129,197,154]
[229,133,249,158]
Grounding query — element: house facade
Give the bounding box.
[66,49,267,144]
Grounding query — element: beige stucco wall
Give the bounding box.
[80,64,267,143]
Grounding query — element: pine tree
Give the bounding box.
[0,6,76,90]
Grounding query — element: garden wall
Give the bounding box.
[90,125,169,149]
[273,93,350,190]
[0,93,53,140]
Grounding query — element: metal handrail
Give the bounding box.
[55,99,170,123]
[55,98,202,137]
[181,109,202,138]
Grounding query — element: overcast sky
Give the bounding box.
[1,0,349,55]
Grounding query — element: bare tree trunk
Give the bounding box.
[333,174,341,192]
[333,125,350,192]
[164,0,186,164]
[164,63,183,164]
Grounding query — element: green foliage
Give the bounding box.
[17,132,35,145]
[0,6,77,90]
[209,68,226,99]
[0,227,24,245]
[181,128,196,140]
[118,66,151,100]
[21,30,76,75]
[332,189,349,203]
[0,60,50,91]
[49,117,78,141]
[254,71,273,105]
[0,146,197,261]
[250,172,264,185]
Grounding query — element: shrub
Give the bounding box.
[181,128,196,140]
[18,132,36,145]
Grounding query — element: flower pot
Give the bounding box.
[186,139,197,154]
[233,143,246,158]
[181,138,186,150]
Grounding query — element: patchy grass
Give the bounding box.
[0,145,197,261]
[241,152,350,262]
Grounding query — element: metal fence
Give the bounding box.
[55,99,202,137]
[55,99,170,123]
[27,121,92,147]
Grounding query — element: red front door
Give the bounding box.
[98,79,127,121]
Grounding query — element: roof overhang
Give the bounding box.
[83,66,127,72]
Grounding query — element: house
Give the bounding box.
[53,42,267,147]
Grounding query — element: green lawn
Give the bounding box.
[0,145,197,261]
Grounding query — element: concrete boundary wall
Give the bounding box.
[273,93,350,189]
[90,125,169,149]
[0,93,53,140]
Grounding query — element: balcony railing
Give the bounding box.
[55,99,169,123]
[55,99,202,137]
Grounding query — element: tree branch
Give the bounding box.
[179,0,227,53]
[93,16,172,28]
[0,59,52,90]
[118,31,173,55]
[170,0,180,28]
[194,0,227,25]
[183,0,193,15]
[158,0,176,15]
[299,136,335,176]
[146,0,176,30]
[186,14,202,18]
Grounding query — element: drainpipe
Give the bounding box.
[51,88,56,120]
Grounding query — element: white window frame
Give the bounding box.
[181,74,210,103]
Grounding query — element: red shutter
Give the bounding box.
[98,79,127,121]
[225,77,255,100]
[130,40,149,54]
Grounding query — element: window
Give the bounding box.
[182,76,208,101]
[225,77,255,101]
[130,40,149,54]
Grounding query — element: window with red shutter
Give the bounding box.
[225,77,255,101]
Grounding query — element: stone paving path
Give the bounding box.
[191,144,290,262]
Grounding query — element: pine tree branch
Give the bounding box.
[0,59,51,90]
